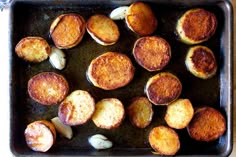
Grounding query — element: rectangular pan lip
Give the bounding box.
[8,0,233,156]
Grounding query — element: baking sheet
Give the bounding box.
[9,0,233,156]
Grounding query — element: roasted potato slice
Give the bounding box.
[92,98,125,129]
[28,72,69,105]
[87,14,120,46]
[87,52,135,90]
[176,8,217,45]
[24,120,56,152]
[185,45,217,79]
[149,126,180,155]
[165,99,194,129]
[127,97,153,128]
[15,36,50,62]
[58,90,95,126]
[145,72,182,105]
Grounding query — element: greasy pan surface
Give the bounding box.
[9,0,233,156]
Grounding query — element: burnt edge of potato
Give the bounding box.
[185,45,217,79]
[187,107,226,142]
[133,36,171,71]
[126,2,158,36]
[92,98,125,129]
[145,72,182,105]
[176,8,217,44]
[24,120,56,152]
[127,97,153,128]
[86,14,120,46]
[50,13,86,49]
[87,52,135,90]
[28,72,69,105]
[149,126,180,155]
[15,36,51,62]
[58,90,95,126]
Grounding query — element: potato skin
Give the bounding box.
[15,36,51,62]
[165,99,194,129]
[87,52,135,90]
[145,72,182,105]
[133,36,171,71]
[24,120,56,152]
[185,45,217,79]
[50,13,86,49]
[126,2,157,36]
[176,8,217,44]
[28,72,69,105]
[87,14,120,46]
[127,97,153,128]
[149,126,180,155]
[187,107,226,142]
[58,90,95,126]
[92,98,125,129]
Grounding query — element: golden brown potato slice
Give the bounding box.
[15,36,51,62]
[165,99,194,129]
[176,8,217,44]
[145,72,182,105]
[125,2,157,36]
[50,13,86,49]
[149,126,180,155]
[187,107,226,142]
[87,52,135,90]
[127,97,153,128]
[92,98,125,129]
[28,72,69,105]
[87,14,120,46]
[24,120,56,152]
[58,90,95,126]
[185,45,217,79]
[133,36,171,71]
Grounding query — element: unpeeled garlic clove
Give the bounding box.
[109,6,129,20]
[88,134,113,150]
[51,117,73,139]
[49,46,66,70]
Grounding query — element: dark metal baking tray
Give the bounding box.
[9,0,233,156]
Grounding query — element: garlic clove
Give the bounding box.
[51,117,73,139]
[49,46,66,70]
[109,6,129,20]
[88,134,113,150]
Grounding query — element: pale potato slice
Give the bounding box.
[92,98,125,129]
[127,97,153,128]
[24,120,56,152]
[58,90,95,126]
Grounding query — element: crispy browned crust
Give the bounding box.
[24,120,56,152]
[127,97,153,128]
[87,52,135,90]
[178,8,217,44]
[50,13,86,49]
[133,36,171,71]
[126,2,157,36]
[165,99,194,129]
[187,107,226,142]
[92,98,125,129]
[28,72,69,105]
[145,72,182,105]
[186,46,217,79]
[149,126,180,155]
[58,90,95,126]
[86,14,120,45]
[15,36,51,62]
